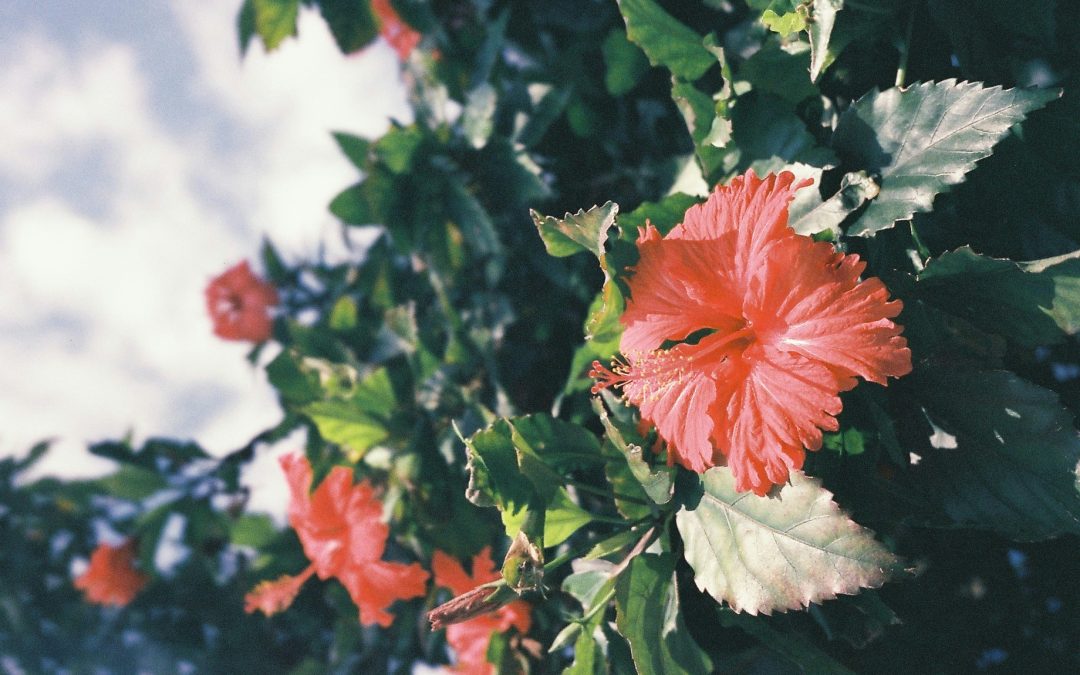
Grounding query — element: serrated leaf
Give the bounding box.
[918,246,1080,348]
[251,0,299,52]
[788,169,879,236]
[603,28,650,96]
[617,0,714,81]
[614,553,713,675]
[315,0,379,54]
[531,202,618,259]
[834,80,1060,236]
[809,0,844,81]
[676,467,901,615]
[911,367,1080,541]
[761,9,807,36]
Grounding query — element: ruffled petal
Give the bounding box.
[621,333,741,472]
[746,237,912,385]
[621,226,743,354]
[244,565,316,616]
[338,559,430,627]
[669,170,811,292]
[432,550,480,597]
[713,345,842,495]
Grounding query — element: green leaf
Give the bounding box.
[833,80,1060,236]
[603,28,650,96]
[761,9,807,36]
[788,168,879,236]
[462,84,497,149]
[823,427,867,456]
[614,553,713,675]
[250,0,300,52]
[303,400,388,461]
[731,93,836,174]
[531,202,618,259]
[95,465,167,501]
[720,609,858,674]
[617,0,714,81]
[328,296,358,331]
[917,246,1080,348]
[464,414,602,510]
[676,467,902,615]
[237,0,257,56]
[517,85,573,149]
[374,126,425,174]
[266,351,322,405]
[738,41,817,105]
[910,366,1080,541]
[329,169,395,225]
[230,513,279,548]
[809,0,844,81]
[315,0,379,54]
[501,488,595,547]
[331,131,370,169]
[617,192,700,236]
[671,79,728,179]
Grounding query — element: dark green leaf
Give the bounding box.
[517,85,572,149]
[918,246,1080,348]
[329,169,395,225]
[331,131,370,169]
[95,465,167,501]
[237,0,256,56]
[720,609,858,674]
[266,351,322,405]
[531,202,618,259]
[316,0,379,54]
[374,126,425,174]
[617,0,714,81]
[676,467,902,615]
[614,553,713,675]
[911,367,1080,540]
[603,28,650,96]
[834,80,1060,236]
[738,41,817,105]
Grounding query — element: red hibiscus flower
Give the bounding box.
[592,170,911,495]
[244,454,429,627]
[205,260,278,342]
[432,547,532,674]
[371,0,421,60]
[74,539,148,606]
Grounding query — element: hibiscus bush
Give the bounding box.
[5,0,1080,672]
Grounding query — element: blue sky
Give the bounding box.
[0,0,409,515]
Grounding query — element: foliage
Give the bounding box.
[4,0,1080,673]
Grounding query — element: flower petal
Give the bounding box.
[714,345,842,495]
[621,226,744,353]
[338,559,430,627]
[747,236,912,385]
[669,170,811,290]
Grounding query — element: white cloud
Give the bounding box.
[0,0,410,517]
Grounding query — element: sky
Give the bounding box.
[0,0,410,515]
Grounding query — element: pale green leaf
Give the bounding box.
[531,202,618,259]
[676,467,901,615]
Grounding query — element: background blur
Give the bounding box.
[0,0,408,513]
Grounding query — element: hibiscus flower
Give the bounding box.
[592,170,911,495]
[205,260,278,342]
[74,539,148,606]
[244,454,429,627]
[432,547,532,674]
[371,0,421,60]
